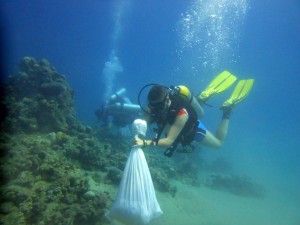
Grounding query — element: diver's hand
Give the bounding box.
[132,136,144,148]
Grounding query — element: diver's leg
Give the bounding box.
[215,107,231,142]
[200,109,230,148]
[198,103,205,118]
[201,130,223,148]
[215,118,229,143]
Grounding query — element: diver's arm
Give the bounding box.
[133,113,188,148]
[156,113,188,147]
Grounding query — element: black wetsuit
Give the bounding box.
[153,94,199,157]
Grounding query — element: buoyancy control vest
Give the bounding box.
[154,93,199,157]
[138,83,202,157]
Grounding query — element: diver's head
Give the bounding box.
[147,85,170,119]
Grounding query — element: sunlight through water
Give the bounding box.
[176,0,249,75]
[102,0,130,101]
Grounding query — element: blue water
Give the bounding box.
[1,0,300,224]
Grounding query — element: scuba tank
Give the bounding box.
[171,85,204,119]
[97,88,141,121]
[107,102,141,114]
[138,84,204,119]
[105,88,142,114]
[137,83,203,157]
[108,88,126,104]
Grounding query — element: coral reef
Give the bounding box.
[0,57,266,225]
[0,57,189,225]
[2,57,76,133]
[205,173,266,198]
[0,133,111,225]
[0,58,113,225]
[0,120,114,224]
[205,156,233,173]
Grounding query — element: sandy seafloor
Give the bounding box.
[108,179,299,225]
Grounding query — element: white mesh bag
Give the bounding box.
[106,119,163,225]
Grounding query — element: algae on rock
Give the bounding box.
[3,57,76,133]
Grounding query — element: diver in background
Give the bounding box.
[133,71,254,157]
[95,88,142,133]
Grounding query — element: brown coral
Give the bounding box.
[2,57,75,133]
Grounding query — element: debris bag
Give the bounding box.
[106,119,163,225]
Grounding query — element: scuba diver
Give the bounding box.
[95,88,142,131]
[134,71,254,157]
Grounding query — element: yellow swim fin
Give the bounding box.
[198,70,237,103]
[221,79,255,109]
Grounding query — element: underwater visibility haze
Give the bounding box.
[1,0,300,225]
